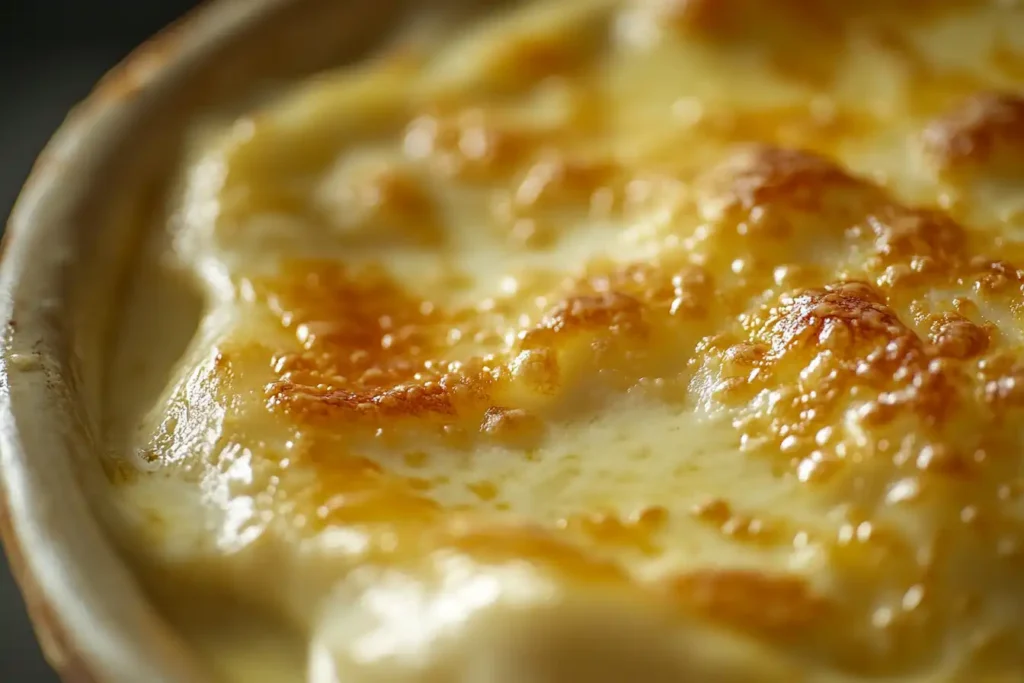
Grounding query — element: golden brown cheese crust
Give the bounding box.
[197,144,1024,672]
[113,0,1024,679]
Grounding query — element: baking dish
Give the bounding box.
[6,1,1024,681]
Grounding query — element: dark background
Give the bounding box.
[1,1,202,679]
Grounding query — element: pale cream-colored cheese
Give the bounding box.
[103,1,1024,681]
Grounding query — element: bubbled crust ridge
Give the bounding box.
[123,0,1024,680]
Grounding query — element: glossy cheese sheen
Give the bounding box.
[103,0,1024,681]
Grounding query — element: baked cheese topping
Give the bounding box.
[102,1,1024,681]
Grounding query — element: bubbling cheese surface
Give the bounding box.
[103,0,1024,681]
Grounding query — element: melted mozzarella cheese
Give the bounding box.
[102,1,1024,681]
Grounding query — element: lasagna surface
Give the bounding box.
[103,0,1024,681]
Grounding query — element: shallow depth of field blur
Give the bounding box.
[0,1,201,678]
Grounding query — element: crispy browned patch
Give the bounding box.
[531,291,648,341]
[257,260,691,430]
[258,261,490,425]
[923,92,1024,178]
[699,144,876,226]
[694,145,978,295]
[509,286,699,400]
[860,206,966,281]
[925,312,991,359]
[704,281,979,473]
[691,146,881,283]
